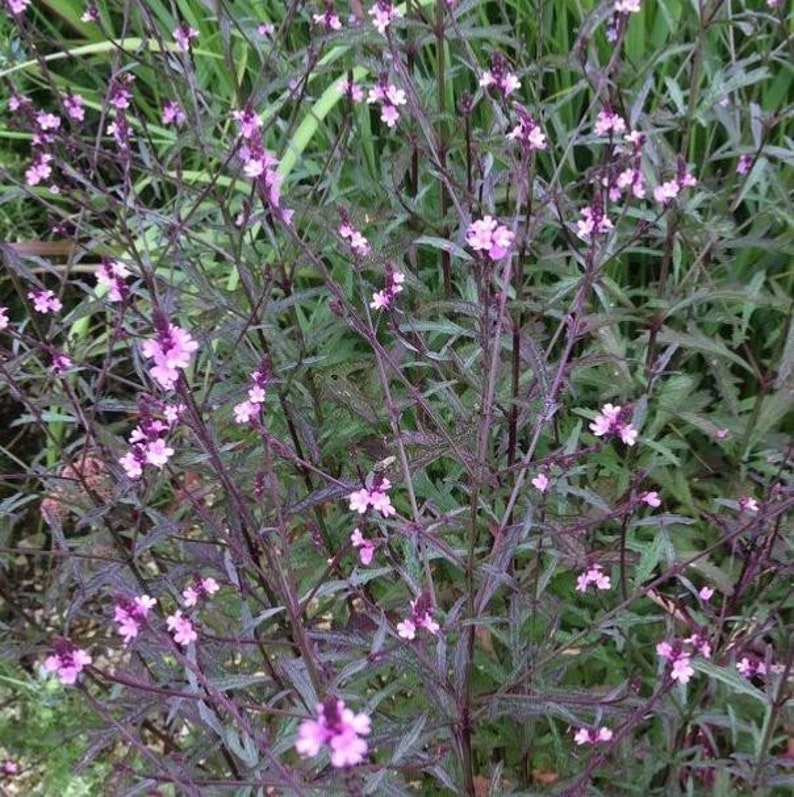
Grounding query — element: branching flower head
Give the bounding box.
[141,323,198,390]
[296,697,371,767]
[43,639,92,685]
[589,403,638,446]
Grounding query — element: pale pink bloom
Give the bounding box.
[576,206,613,239]
[686,633,711,659]
[2,760,19,775]
[43,641,92,685]
[589,403,621,437]
[653,179,680,204]
[96,260,129,301]
[25,153,54,186]
[380,104,400,127]
[64,93,85,121]
[173,24,199,52]
[656,641,673,660]
[248,385,266,403]
[397,618,416,640]
[698,586,714,602]
[715,428,730,440]
[233,108,262,139]
[350,528,375,564]
[141,324,198,390]
[182,576,219,606]
[166,610,197,645]
[368,1,402,36]
[257,22,274,36]
[7,0,32,14]
[36,111,61,131]
[641,491,661,508]
[162,100,186,126]
[51,352,72,374]
[619,423,638,446]
[594,109,626,137]
[670,655,694,684]
[738,496,759,513]
[348,488,371,514]
[144,438,174,468]
[506,109,547,151]
[466,216,514,261]
[574,726,613,745]
[0,307,9,330]
[339,221,371,256]
[119,450,144,479]
[114,594,156,643]
[531,473,549,493]
[29,289,62,314]
[296,698,371,768]
[615,0,640,12]
[233,399,259,424]
[577,565,611,593]
[341,79,364,102]
[313,7,342,30]
[81,5,99,23]
[479,63,521,97]
[369,490,395,517]
[370,268,405,310]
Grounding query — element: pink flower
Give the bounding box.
[368,1,402,36]
[398,594,440,639]
[589,403,637,446]
[0,307,9,330]
[182,576,219,607]
[698,586,714,602]
[119,450,144,479]
[28,289,62,314]
[296,698,371,768]
[576,206,613,240]
[173,24,199,52]
[166,610,197,645]
[43,640,92,685]
[51,352,73,374]
[641,491,661,508]
[369,268,405,310]
[313,3,342,30]
[657,639,695,684]
[531,473,549,493]
[233,108,262,139]
[96,259,130,302]
[738,496,759,513]
[350,528,376,565]
[144,438,174,468]
[64,93,85,121]
[7,0,32,14]
[466,216,514,261]
[594,109,626,137]
[162,99,186,126]
[615,0,641,12]
[506,107,547,151]
[339,221,371,257]
[574,726,614,745]
[366,78,407,129]
[233,399,259,424]
[397,618,416,639]
[25,153,54,186]
[81,5,99,23]
[141,324,198,390]
[347,477,395,517]
[114,594,156,643]
[341,78,364,102]
[576,564,611,593]
[479,53,521,98]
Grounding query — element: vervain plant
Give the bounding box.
[0,0,792,794]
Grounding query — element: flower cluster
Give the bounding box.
[162,99,186,127]
[657,634,711,685]
[653,161,696,205]
[118,399,182,479]
[350,528,376,565]
[736,655,781,680]
[339,215,371,257]
[367,75,407,128]
[576,204,613,240]
[50,351,73,375]
[43,639,92,685]
[296,697,371,768]
[396,593,440,640]
[368,1,402,36]
[28,289,62,314]
[594,109,626,138]
[172,23,199,52]
[96,259,130,302]
[576,564,611,593]
[573,726,614,745]
[370,265,405,310]
[233,361,270,424]
[349,475,396,517]
[166,610,197,646]
[313,1,342,31]
[113,594,157,644]
[589,403,638,446]
[479,53,521,98]
[7,0,31,15]
[506,105,547,151]
[234,107,288,218]
[141,323,198,390]
[182,575,220,607]
[466,215,515,261]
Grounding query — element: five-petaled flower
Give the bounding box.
[166,610,197,646]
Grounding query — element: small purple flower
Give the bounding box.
[43,639,92,685]
[296,697,371,768]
